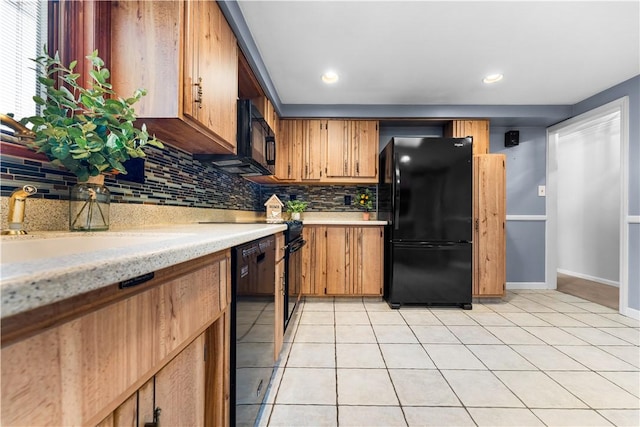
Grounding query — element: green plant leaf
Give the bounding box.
[51,144,70,160]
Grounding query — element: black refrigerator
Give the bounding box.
[379,137,473,309]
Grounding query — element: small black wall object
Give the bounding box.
[505,130,519,147]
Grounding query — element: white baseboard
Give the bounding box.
[621,306,640,320]
[557,269,620,288]
[506,282,549,290]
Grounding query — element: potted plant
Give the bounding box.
[20,48,163,231]
[354,188,374,220]
[285,200,309,221]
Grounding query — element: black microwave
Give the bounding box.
[194,99,276,177]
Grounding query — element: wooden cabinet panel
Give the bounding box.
[326,120,350,178]
[185,0,238,148]
[276,120,303,181]
[352,121,379,178]
[326,227,350,295]
[473,154,506,297]
[155,334,206,427]
[301,226,326,295]
[353,227,384,295]
[303,120,327,180]
[111,0,237,154]
[445,120,490,155]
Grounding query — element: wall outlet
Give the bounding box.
[344,195,352,205]
[538,185,546,197]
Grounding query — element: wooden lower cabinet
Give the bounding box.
[1,251,231,427]
[303,225,383,296]
[473,154,507,297]
[274,232,285,359]
[301,226,327,296]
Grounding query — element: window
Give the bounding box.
[0,0,47,120]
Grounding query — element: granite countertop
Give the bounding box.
[302,220,387,225]
[0,223,287,319]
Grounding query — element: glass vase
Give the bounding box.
[69,174,111,231]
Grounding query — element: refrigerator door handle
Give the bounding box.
[394,152,400,230]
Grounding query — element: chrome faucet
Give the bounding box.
[2,185,38,235]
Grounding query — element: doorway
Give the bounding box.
[547,98,629,314]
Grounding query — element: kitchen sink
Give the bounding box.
[0,232,185,264]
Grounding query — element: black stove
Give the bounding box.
[283,220,303,243]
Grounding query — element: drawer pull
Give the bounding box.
[119,272,155,289]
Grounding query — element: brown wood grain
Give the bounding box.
[473,154,506,297]
[110,0,237,154]
[1,251,229,347]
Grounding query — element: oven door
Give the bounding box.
[284,237,305,329]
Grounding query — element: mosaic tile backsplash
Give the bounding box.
[262,184,377,212]
[1,143,262,211]
[1,144,374,212]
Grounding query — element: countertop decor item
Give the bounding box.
[285,199,309,221]
[264,194,284,223]
[354,188,374,219]
[19,48,164,231]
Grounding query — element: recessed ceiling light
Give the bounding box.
[483,73,503,84]
[322,71,339,84]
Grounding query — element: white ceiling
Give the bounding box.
[236,0,639,106]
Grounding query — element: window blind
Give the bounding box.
[0,0,47,121]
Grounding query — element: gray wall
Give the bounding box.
[492,126,547,285]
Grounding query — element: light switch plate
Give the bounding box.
[538,185,546,197]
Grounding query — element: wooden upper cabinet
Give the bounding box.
[352,120,378,178]
[110,0,238,154]
[445,120,490,155]
[184,0,237,148]
[325,120,379,182]
[326,120,351,178]
[276,119,303,181]
[303,120,327,181]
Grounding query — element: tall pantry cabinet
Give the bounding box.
[473,154,507,297]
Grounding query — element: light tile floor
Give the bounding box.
[255,290,639,427]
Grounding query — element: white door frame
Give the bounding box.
[546,97,629,316]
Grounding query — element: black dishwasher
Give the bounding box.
[231,235,275,426]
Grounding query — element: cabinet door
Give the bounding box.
[473,154,506,296]
[326,120,351,178]
[352,121,379,178]
[325,227,350,295]
[303,120,326,180]
[155,334,206,427]
[184,0,237,148]
[353,227,384,295]
[277,120,303,181]
[301,226,326,295]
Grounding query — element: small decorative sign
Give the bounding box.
[264,194,284,223]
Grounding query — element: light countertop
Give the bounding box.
[302,220,387,226]
[0,223,286,318]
